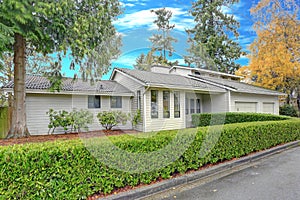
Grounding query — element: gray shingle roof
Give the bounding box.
[116,68,226,92]
[189,74,285,96]
[3,75,133,94]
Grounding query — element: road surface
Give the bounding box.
[144,146,300,200]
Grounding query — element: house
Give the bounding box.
[2,65,284,134]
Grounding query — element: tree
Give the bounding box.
[149,8,177,65]
[185,0,244,74]
[237,0,300,104]
[0,0,122,138]
[134,49,155,71]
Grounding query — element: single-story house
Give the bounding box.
[2,65,284,134]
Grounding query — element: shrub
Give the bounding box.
[279,104,298,117]
[47,109,93,134]
[1,119,300,199]
[69,109,94,132]
[192,112,290,127]
[97,111,128,130]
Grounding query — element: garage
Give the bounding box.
[235,102,257,113]
[262,102,275,114]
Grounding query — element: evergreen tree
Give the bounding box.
[185,0,244,74]
[0,0,121,138]
[149,8,177,65]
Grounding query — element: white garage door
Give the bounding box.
[235,102,257,113]
[263,102,275,114]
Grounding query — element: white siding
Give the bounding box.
[230,92,279,114]
[113,72,145,131]
[144,89,185,132]
[26,93,132,135]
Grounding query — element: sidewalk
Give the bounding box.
[99,140,300,200]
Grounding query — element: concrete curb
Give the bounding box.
[100,140,300,200]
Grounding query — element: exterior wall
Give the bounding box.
[144,88,185,132]
[230,92,280,114]
[26,93,132,135]
[112,71,145,131]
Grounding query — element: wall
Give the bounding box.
[112,71,145,131]
[230,92,279,114]
[26,93,132,135]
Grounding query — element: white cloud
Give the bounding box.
[115,7,192,31]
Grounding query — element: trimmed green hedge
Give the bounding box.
[192,112,291,127]
[1,119,300,199]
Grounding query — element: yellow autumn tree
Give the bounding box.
[236,0,300,103]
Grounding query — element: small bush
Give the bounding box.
[47,109,93,134]
[280,104,298,117]
[97,111,128,130]
[192,112,290,127]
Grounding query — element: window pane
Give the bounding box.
[111,96,122,108]
[88,95,100,108]
[185,98,189,115]
[174,91,180,118]
[163,91,170,118]
[190,99,195,114]
[196,99,201,113]
[137,90,141,110]
[151,90,158,118]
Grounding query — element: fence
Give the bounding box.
[0,107,10,138]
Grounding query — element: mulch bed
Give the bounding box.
[0,129,138,146]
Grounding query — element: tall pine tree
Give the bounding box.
[185,0,243,74]
[0,0,122,138]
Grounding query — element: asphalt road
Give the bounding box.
[144,146,300,200]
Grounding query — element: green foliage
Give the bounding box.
[0,119,300,199]
[97,111,129,130]
[130,109,142,127]
[0,107,9,138]
[47,109,93,134]
[70,109,94,132]
[185,0,244,74]
[150,8,177,61]
[280,104,298,117]
[192,112,290,127]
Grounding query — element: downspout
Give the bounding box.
[228,90,231,112]
[143,84,151,133]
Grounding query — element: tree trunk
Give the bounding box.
[6,33,30,138]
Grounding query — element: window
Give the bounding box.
[88,95,101,108]
[151,90,158,118]
[185,98,189,115]
[174,91,180,118]
[137,90,141,110]
[190,99,195,114]
[196,99,201,113]
[111,96,122,108]
[163,91,170,118]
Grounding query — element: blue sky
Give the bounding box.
[64,0,261,79]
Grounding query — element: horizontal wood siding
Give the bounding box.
[113,72,145,131]
[26,94,132,135]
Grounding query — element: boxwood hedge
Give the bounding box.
[0,119,300,199]
[192,112,291,127]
